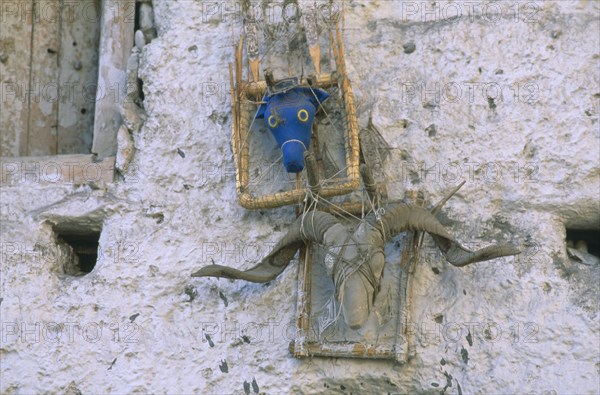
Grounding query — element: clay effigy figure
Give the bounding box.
[192,204,520,329]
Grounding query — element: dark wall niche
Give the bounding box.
[566,229,599,258]
[51,225,102,276]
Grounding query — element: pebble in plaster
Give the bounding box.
[139,3,157,43]
[117,44,146,173]
[135,30,146,51]
[116,125,135,173]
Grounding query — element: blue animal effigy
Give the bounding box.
[256,83,329,173]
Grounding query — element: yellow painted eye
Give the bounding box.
[297,109,309,122]
[267,115,278,128]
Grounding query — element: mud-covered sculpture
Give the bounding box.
[192,197,520,329]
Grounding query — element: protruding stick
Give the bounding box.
[309,45,321,74]
[431,180,466,215]
[244,21,259,82]
[242,0,259,82]
[415,180,466,256]
[229,63,238,149]
[236,38,243,89]
[250,59,260,83]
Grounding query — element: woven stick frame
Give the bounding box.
[230,24,360,210]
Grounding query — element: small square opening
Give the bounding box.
[566,229,599,258]
[54,228,101,276]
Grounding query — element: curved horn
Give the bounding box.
[371,203,520,266]
[429,234,520,267]
[191,211,340,282]
[371,203,454,240]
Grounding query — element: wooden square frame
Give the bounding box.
[289,231,421,363]
[229,26,360,209]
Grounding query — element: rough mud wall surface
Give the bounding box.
[1,1,599,394]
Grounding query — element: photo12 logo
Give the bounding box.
[199,319,296,344]
[1,241,140,265]
[393,80,540,106]
[1,321,140,344]
[396,161,540,185]
[395,1,541,24]
[0,1,134,24]
[1,159,111,185]
[198,1,340,26]
[1,81,145,107]
[399,320,539,345]
[198,240,278,266]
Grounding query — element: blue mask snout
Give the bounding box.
[281,140,307,173]
[255,86,330,174]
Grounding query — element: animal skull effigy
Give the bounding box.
[192,203,520,329]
